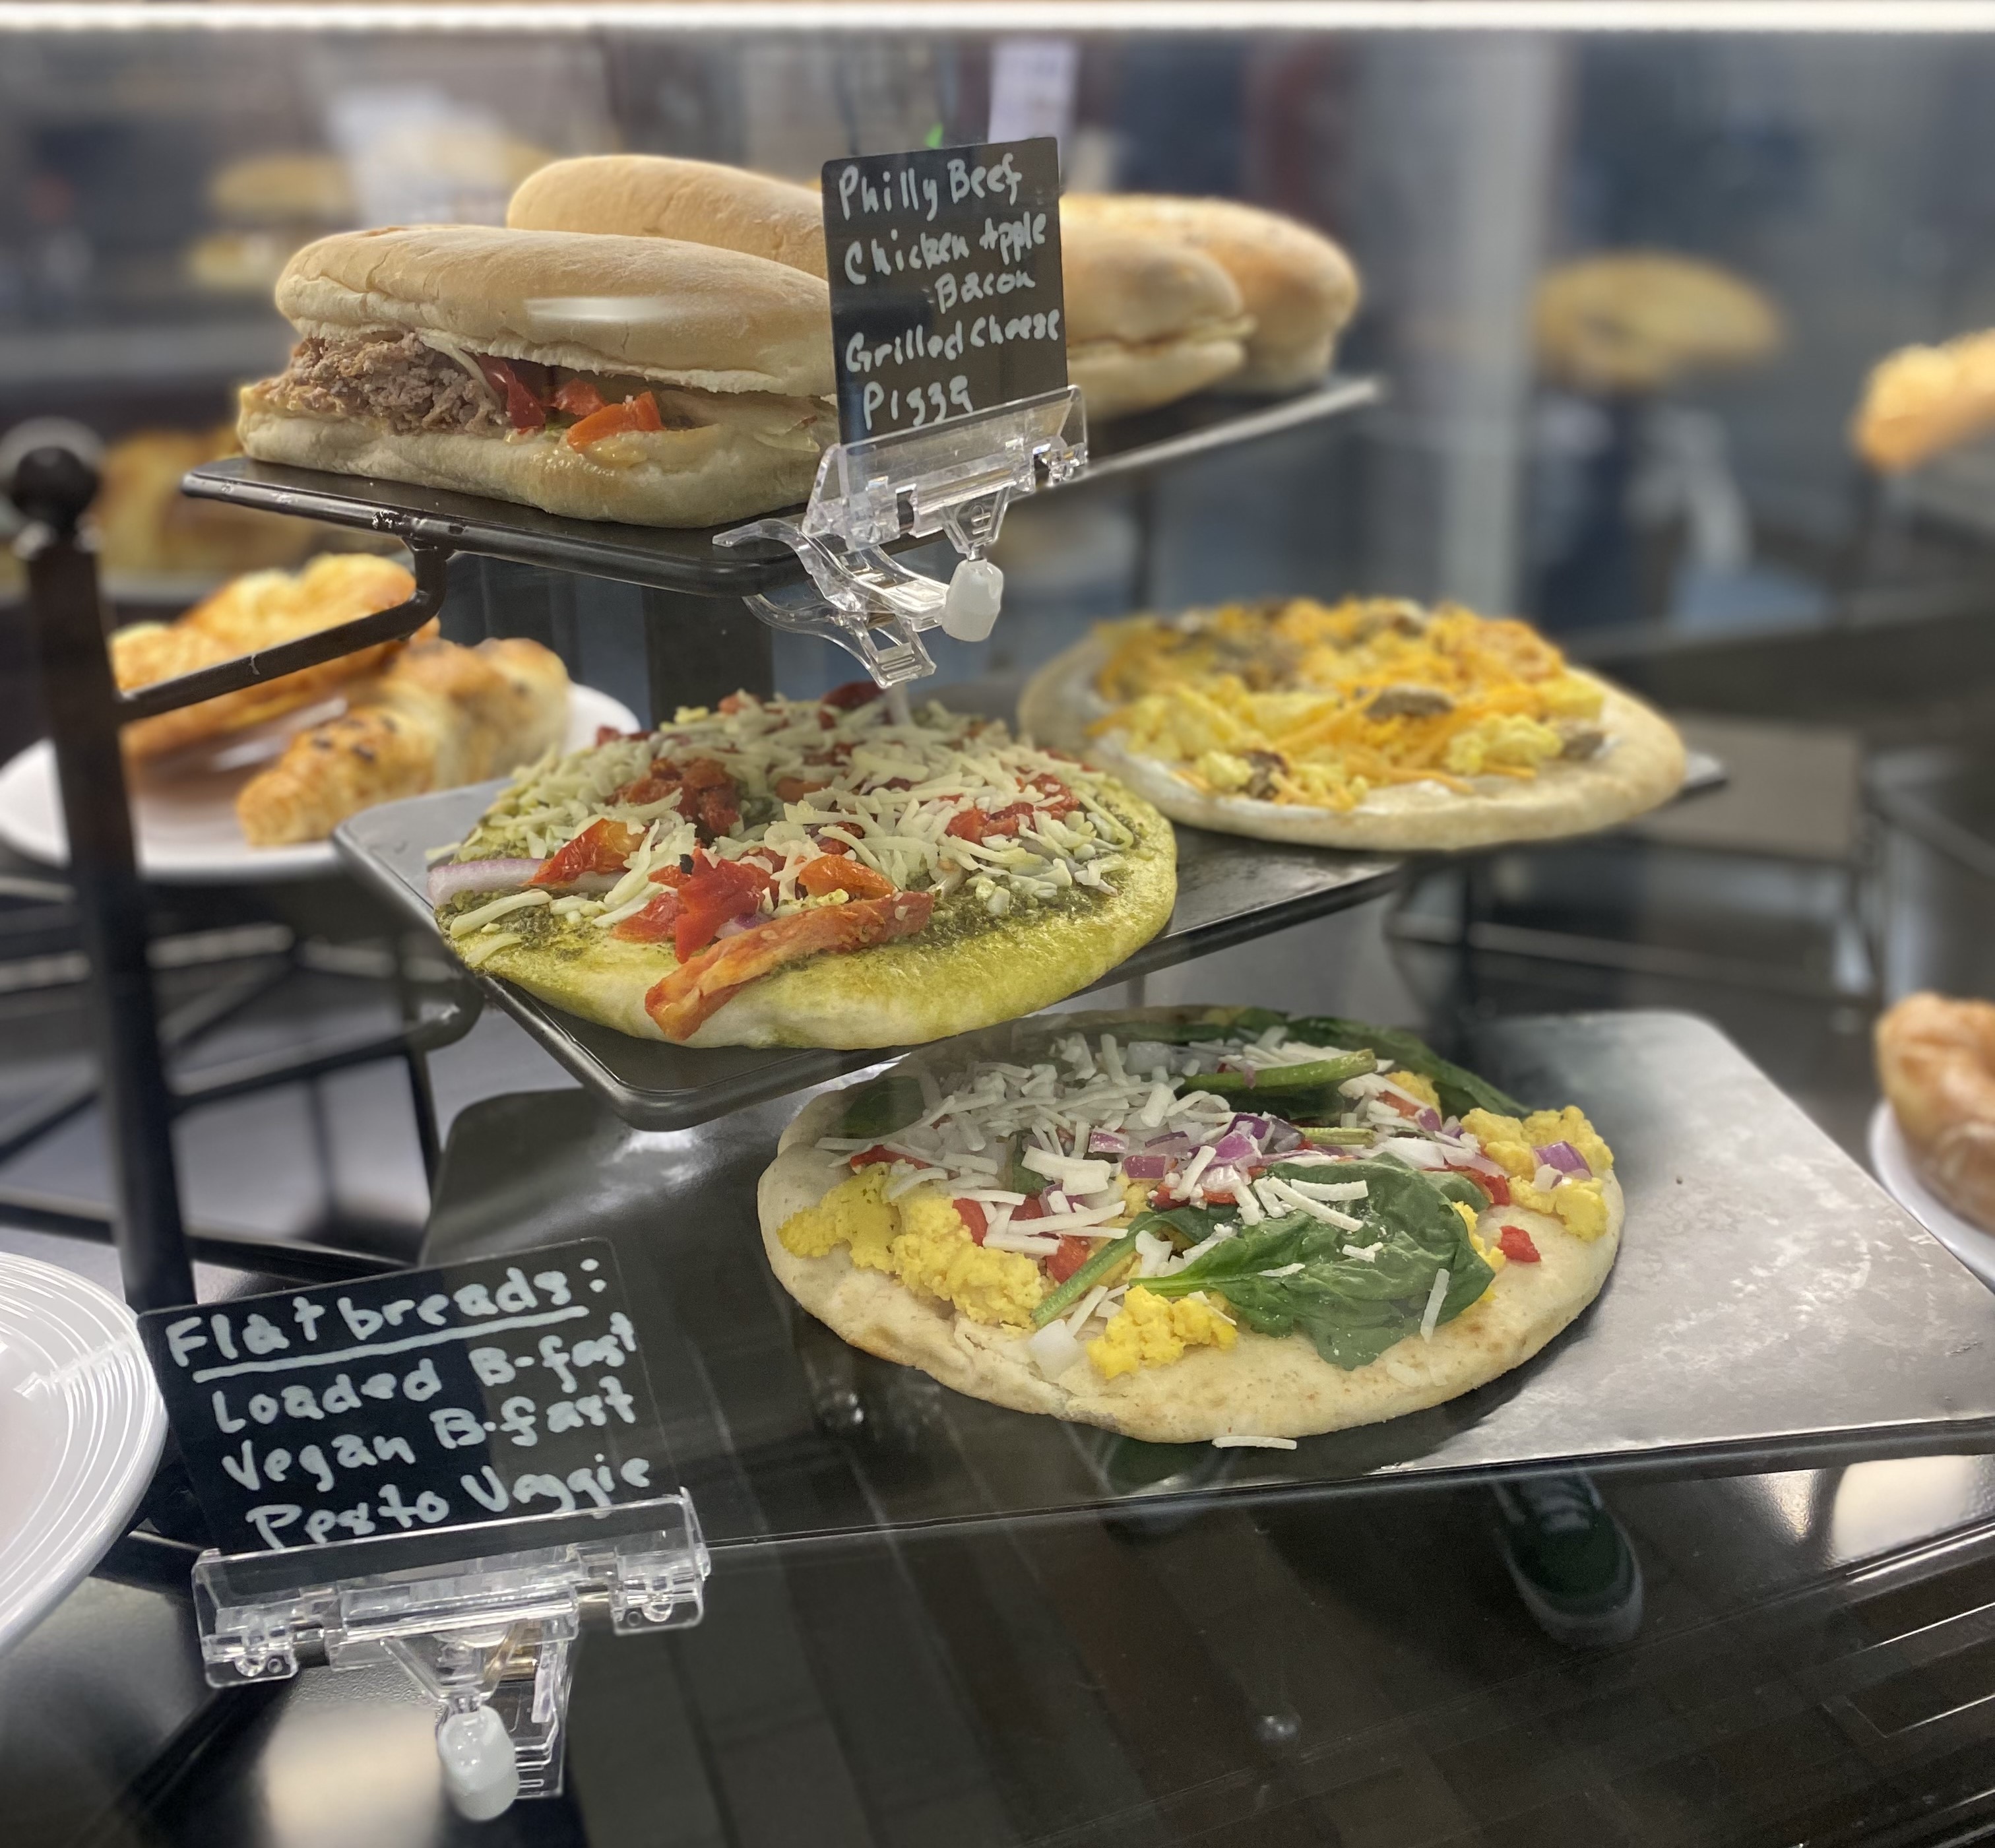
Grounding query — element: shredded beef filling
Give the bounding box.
[263,333,507,437]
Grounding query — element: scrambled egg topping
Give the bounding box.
[1095,597,1607,812]
[1462,1106,1615,1240]
[1089,1286,1237,1380]
[778,1168,1045,1327]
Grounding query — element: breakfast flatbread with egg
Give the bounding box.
[1019,597,1686,852]
[757,1006,1622,1444]
[429,686,1175,1048]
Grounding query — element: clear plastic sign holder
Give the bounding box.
[191,1491,709,1821]
[716,384,1086,693]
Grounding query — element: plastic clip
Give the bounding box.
[716,385,1086,687]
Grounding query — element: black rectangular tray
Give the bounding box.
[334,781,1402,1130]
[181,377,1381,600]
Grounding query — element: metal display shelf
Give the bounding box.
[177,377,1381,602]
[334,779,1402,1131]
[420,1009,1995,1547]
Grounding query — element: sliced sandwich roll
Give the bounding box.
[1061,194,1359,393]
[1058,222,1251,419]
[509,154,829,279]
[239,224,837,528]
[503,153,1255,423]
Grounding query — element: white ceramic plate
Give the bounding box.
[1869,1099,1995,1291]
[0,683,641,884]
[0,1254,166,1659]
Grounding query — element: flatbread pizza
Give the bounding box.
[1019,596,1686,852]
[758,1007,1622,1444]
[429,687,1175,1048]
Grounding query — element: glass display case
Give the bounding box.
[6,9,1995,1847]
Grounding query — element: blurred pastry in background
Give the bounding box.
[209,152,357,228]
[113,553,426,760]
[92,424,323,578]
[1851,330,1995,473]
[188,152,358,296]
[1534,252,1783,395]
[237,634,569,845]
[1060,195,1360,392]
[1876,992,1995,1233]
[192,134,555,294]
[1060,222,1250,419]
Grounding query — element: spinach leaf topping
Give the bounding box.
[1140,1160,1493,1371]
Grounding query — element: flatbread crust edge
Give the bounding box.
[757,1085,1623,1444]
[463,784,1177,1048]
[1018,635,1686,852]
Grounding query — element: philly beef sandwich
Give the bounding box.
[239,225,835,528]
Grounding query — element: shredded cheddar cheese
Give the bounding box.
[1089,597,1610,812]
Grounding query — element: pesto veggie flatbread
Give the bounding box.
[1019,596,1686,852]
[429,686,1176,1048]
[757,1006,1622,1444]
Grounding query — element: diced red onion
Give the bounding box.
[1265,1120,1304,1154]
[1089,1130,1129,1156]
[1451,1149,1505,1177]
[1145,1132,1196,1157]
[1535,1141,1591,1176]
[1122,1154,1172,1180]
[1209,1131,1257,1164]
[715,915,755,940]
[1199,1165,1242,1197]
[426,858,542,905]
[1416,1107,1443,1132]
[1228,1113,1272,1145]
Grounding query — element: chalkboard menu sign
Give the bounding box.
[139,1241,670,1556]
[821,137,1067,443]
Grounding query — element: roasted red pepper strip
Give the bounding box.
[848,1144,899,1170]
[954,1198,988,1244]
[476,355,548,433]
[567,390,663,450]
[1497,1224,1541,1263]
[1044,1235,1094,1285]
[528,817,643,888]
[796,854,895,901]
[1472,1168,1511,1206]
[609,888,680,943]
[821,680,883,712]
[552,377,606,419]
[644,889,934,1041]
[671,858,774,960]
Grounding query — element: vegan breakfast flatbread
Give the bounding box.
[757,1006,1623,1444]
[1020,596,1686,852]
[429,687,1175,1048]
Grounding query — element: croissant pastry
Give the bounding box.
[236,635,569,846]
[1876,992,1995,1232]
[114,553,426,761]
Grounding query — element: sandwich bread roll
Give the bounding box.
[503,154,1255,422]
[1061,194,1358,392]
[239,225,837,528]
[509,154,828,279]
[1059,221,1250,418]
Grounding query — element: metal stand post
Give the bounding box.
[9,441,193,1311]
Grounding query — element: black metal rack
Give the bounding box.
[3,378,1389,1314]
